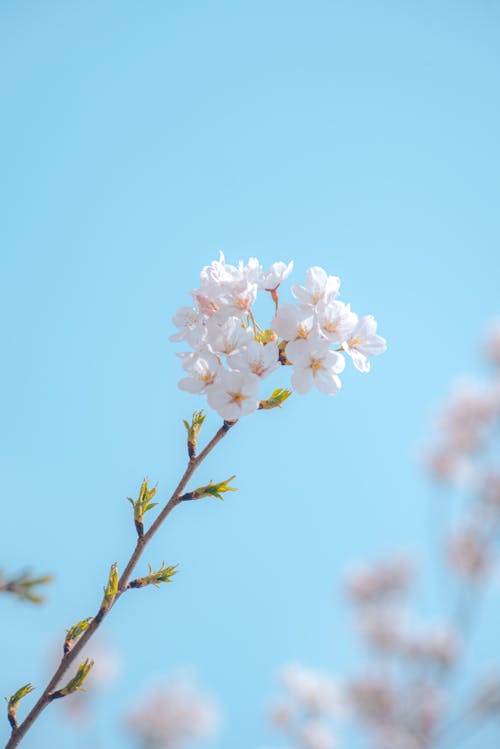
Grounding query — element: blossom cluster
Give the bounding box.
[124,673,220,749]
[268,664,343,749]
[170,254,386,420]
[423,323,500,583]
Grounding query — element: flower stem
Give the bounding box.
[4,419,236,749]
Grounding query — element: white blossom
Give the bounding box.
[280,664,343,716]
[170,307,206,348]
[316,300,358,345]
[206,370,261,420]
[171,255,386,416]
[292,266,340,309]
[178,353,221,394]
[260,261,294,291]
[271,303,315,343]
[343,315,387,373]
[230,340,280,379]
[299,720,337,749]
[206,316,254,357]
[288,340,345,396]
[124,673,220,749]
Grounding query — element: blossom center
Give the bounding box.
[229,391,245,404]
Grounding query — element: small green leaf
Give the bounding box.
[64,617,93,653]
[259,388,292,410]
[191,475,237,501]
[6,683,34,729]
[127,479,158,536]
[101,563,118,610]
[51,659,94,699]
[129,562,178,589]
[183,410,206,458]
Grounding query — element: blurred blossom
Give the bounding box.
[402,624,458,669]
[483,319,500,368]
[280,664,344,716]
[446,524,491,581]
[344,558,413,605]
[298,719,337,749]
[268,701,294,730]
[424,372,500,487]
[356,606,406,654]
[348,673,398,725]
[475,672,500,714]
[348,675,445,748]
[124,673,220,749]
[479,471,500,517]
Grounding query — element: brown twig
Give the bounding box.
[5,419,236,749]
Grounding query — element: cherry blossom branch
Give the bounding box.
[4,419,235,749]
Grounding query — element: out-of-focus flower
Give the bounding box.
[268,701,294,730]
[475,672,500,714]
[280,664,343,716]
[403,624,459,669]
[447,524,491,581]
[483,319,500,367]
[125,673,220,749]
[357,606,406,654]
[344,558,413,605]
[298,719,337,749]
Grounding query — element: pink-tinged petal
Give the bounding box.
[355,315,377,339]
[306,266,328,290]
[178,377,207,394]
[290,284,311,304]
[271,304,299,340]
[315,369,342,395]
[238,395,260,416]
[362,335,387,356]
[349,348,371,373]
[286,339,310,363]
[323,350,346,374]
[291,366,314,395]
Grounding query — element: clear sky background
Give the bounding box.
[1,1,500,748]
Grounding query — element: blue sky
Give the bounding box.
[1,1,500,747]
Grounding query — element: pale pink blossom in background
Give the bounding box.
[483,319,500,367]
[447,524,491,581]
[125,673,220,749]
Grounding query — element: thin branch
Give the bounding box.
[4,419,236,749]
